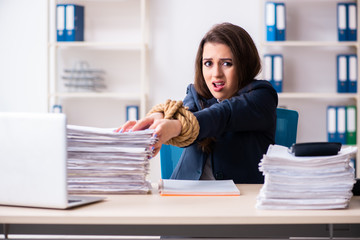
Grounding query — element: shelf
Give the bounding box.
[48,41,146,50]
[262,41,358,47]
[50,92,141,100]
[278,93,358,99]
[260,0,360,178]
[47,0,149,121]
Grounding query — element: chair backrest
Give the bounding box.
[159,144,183,179]
[275,108,299,148]
[160,108,299,179]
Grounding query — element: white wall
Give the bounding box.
[148,0,260,108]
[0,0,48,113]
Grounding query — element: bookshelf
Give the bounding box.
[259,0,360,177]
[47,0,149,127]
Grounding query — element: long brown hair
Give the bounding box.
[194,23,261,152]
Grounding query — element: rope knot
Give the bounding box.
[147,99,199,147]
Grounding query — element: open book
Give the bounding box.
[158,179,240,196]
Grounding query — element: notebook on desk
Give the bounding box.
[0,112,105,209]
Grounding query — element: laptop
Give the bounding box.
[0,112,105,209]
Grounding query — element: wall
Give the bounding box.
[149,0,260,107]
[0,0,48,113]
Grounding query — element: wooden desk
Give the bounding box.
[1,184,360,239]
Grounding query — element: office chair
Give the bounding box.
[159,108,299,179]
[275,108,299,148]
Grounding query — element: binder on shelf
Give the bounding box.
[126,105,139,121]
[348,54,357,93]
[264,54,283,92]
[264,55,273,84]
[56,4,66,42]
[265,2,276,41]
[272,55,283,92]
[275,3,286,41]
[346,105,357,145]
[337,55,348,93]
[337,3,348,41]
[327,106,337,142]
[337,106,347,144]
[52,104,63,113]
[337,3,358,41]
[65,4,84,42]
[348,3,357,41]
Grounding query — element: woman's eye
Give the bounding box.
[223,62,233,67]
[204,61,212,67]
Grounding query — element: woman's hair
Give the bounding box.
[194,23,261,153]
[194,22,261,99]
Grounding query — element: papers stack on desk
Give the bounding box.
[256,144,357,210]
[67,125,157,194]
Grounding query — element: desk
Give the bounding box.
[1,184,360,239]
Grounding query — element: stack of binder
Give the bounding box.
[327,105,357,145]
[337,54,357,93]
[264,54,283,92]
[265,2,286,41]
[57,4,84,42]
[337,3,357,41]
[66,125,157,194]
[256,144,357,210]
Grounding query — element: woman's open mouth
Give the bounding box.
[213,81,225,91]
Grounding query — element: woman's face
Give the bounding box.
[202,42,237,101]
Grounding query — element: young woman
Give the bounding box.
[119,23,278,183]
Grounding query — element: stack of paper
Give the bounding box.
[67,125,157,194]
[256,144,357,210]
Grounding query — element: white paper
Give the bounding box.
[256,144,357,210]
[66,125,157,194]
[159,179,240,196]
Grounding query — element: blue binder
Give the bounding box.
[52,104,63,113]
[263,54,283,92]
[337,54,348,93]
[65,4,84,41]
[272,54,283,92]
[275,3,286,41]
[263,54,273,86]
[347,3,357,41]
[337,3,348,41]
[56,4,66,42]
[336,106,347,144]
[348,54,357,93]
[327,106,337,142]
[265,2,276,41]
[126,105,139,121]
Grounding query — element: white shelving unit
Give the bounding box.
[259,0,360,177]
[47,0,149,127]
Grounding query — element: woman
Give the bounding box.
[119,22,278,183]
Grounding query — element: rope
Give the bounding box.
[147,99,200,147]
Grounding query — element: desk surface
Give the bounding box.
[1,184,360,225]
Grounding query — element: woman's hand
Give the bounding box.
[115,112,182,156]
[115,112,164,133]
[148,118,182,156]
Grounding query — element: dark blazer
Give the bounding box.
[170,80,278,183]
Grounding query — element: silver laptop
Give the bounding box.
[0,112,105,209]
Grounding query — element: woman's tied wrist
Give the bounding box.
[146,99,200,147]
